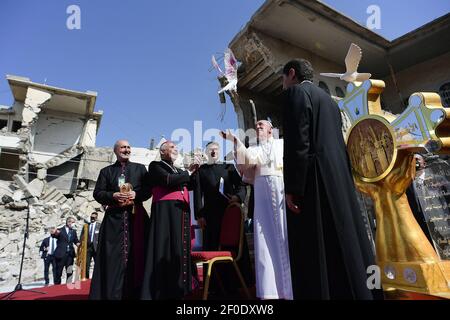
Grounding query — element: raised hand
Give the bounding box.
[188,163,199,175]
[220,130,237,143]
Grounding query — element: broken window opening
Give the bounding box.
[0,119,7,131]
[0,149,20,181]
[11,121,22,133]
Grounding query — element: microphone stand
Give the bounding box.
[1,196,47,300]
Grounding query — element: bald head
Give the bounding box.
[114,139,131,162]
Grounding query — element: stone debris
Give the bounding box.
[0,185,105,289]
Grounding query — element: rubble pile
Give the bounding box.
[0,180,103,288]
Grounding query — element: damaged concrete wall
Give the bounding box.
[21,87,52,126]
[45,157,80,194]
[81,119,98,148]
[31,112,84,164]
[78,147,115,184]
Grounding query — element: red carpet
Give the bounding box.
[0,266,254,300]
[0,281,91,300]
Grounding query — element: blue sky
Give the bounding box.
[323,0,450,40]
[0,0,448,149]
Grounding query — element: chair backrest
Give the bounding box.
[219,204,244,260]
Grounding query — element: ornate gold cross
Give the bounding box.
[340,80,450,297]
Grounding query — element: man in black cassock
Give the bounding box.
[193,141,253,292]
[141,141,198,300]
[89,140,151,300]
[194,141,246,250]
[281,59,383,300]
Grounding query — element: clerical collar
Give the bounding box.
[115,160,129,166]
[259,136,274,145]
[161,158,173,165]
[300,80,312,85]
[161,159,177,173]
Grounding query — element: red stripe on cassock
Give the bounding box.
[152,186,190,203]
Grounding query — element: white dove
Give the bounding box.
[212,48,238,94]
[320,43,371,82]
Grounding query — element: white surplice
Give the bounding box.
[235,137,293,300]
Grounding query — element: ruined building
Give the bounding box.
[0,75,160,289]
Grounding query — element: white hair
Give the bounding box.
[160,141,172,152]
[257,120,273,128]
[114,139,129,150]
[205,141,219,149]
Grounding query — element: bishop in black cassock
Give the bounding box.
[141,141,198,300]
[89,140,151,300]
[281,59,383,300]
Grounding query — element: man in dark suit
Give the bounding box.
[51,217,80,285]
[39,227,58,286]
[80,212,101,279]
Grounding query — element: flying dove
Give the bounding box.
[320,43,371,82]
[212,48,238,94]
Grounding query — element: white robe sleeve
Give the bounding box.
[234,139,262,185]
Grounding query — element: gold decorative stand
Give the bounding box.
[340,80,450,298]
[76,224,88,281]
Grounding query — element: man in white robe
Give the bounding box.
[221,120,293,300]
